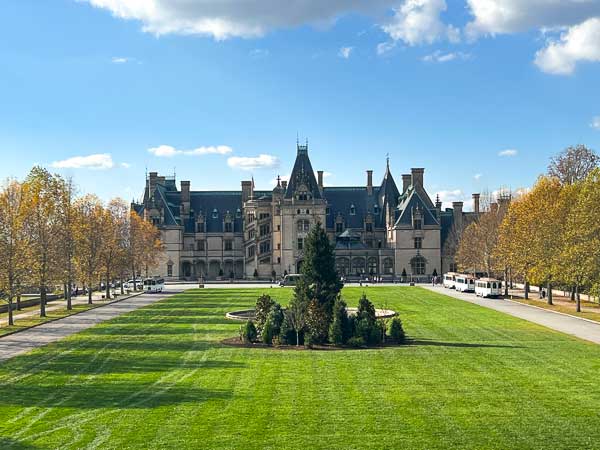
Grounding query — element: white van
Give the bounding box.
[455,275,476,293]
[443,272,459,289]
[144,277,165,293]
[475,278,503,298]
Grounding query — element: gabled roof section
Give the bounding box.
[394,187,440,228]
[323,186,382,229]
[284,143,322,200]
[378,159,400,210]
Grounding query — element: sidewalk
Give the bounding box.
[423,285,600,345]
[0,288,184,362]
[0,290,138,327]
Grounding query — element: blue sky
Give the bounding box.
[1,0,600,209]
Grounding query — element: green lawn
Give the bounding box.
[1,287,599,450]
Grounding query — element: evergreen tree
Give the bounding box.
[296,222,343,343]
[329,296,350,345]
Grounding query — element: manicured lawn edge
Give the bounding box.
[0,291,145,339]
[506,297,600,325]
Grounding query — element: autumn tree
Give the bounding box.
[0,180,31,325]
[100,199,128,300]
[24,167,61,317]
[75,195,104,304]
[548,144,599,185]
[55,176,78,309]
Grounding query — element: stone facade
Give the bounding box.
[133,143,477,281]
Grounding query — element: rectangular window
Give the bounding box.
[248,246,255,258]
[197,240,205,251]
[224,240,233,251]
[167,264,173,277]
[224,222,233,233]
[336,222,343,233]
[260,241,271,254]
[260,224,270,236]
[196,222,205,233]
[414,218,422,230]
[366,239,374,248]
[366,222,373,232]
[297,238,303,251]
[414,237,423,249]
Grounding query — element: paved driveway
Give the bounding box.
[423,285,600,345]
[0,288,184,363]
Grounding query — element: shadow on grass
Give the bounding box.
[0,381,232,409]
[407,338,525,349]
[50,338,219,353]
[0,438,42,450]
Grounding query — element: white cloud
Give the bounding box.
[422,50,471,63]
[465,0,600,38]
[382,0,460,46]
[376,41,397,56]
[249,48,270,58]
[120,162,132,168]
[534,18,600,75]
[591,116,600,130]
[227,154,279,171]
[111,56,130,64]
[84,0,396,40]
[435,189,474,209]
[338,46,354,59]
[51,153,116,170]
[498,149,518,157]
[474,173,482,181]
[148,145,233,157]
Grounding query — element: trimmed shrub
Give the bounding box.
[356,294,376,325]
[255,294,276,333]
[240,320,257,344]
[262,317,274,345]
[347,336,365,348]
[267,304,284,337]
[329,296,350,345]
[387,316,406,343]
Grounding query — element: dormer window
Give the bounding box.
[212,208,218,219]
[374,204,379,214]
[224,221,233,233]
[350,204,356,216]
[414,218,422,230]
[236,208,242,218]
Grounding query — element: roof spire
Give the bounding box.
[386,153,390,171]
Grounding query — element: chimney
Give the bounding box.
[452,201,464,234]
[490,202,499,214]
[402,174,411,193]
[148,172,158,194]
[181,181,190,203]
[317,171,324,190]
[472,193,480,214]
[411,168,424,190]
[241,181,252,202]
[366,170,373,195]
[281,180,288,190]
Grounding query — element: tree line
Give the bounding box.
[0,167,164,326]
[456,145,600,311]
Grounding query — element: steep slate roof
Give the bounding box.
[395,187,440,228]
[323,187,383,229]
[284,144,322,200]
[378,161,400,210]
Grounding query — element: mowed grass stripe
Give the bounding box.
[0,286,599,449]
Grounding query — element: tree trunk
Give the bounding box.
[504,268,509,297]
[570,287,575,301]
[120,274,124,295]
[547,281,553,305]
[131,263,136,291]
[576,284,581,313]
[40,286,46,317]
[66,280,72,310]
[524,281,529,300]
[16,294,21,311]
[7,296,14,326]
[105,271,111,300]
[88,279,93,305]
[296,330,299,347]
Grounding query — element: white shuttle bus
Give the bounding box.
[443,272,459,289]
[475,278,503,298]
[144,277,165,293]
[455,275,476,293]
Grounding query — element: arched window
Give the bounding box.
[212,208,218,219]
[383,258,394,274]
[368,257,378,275]
[352,257,365,275]
[374,204,379,214]
[336,258,350,276]
[350,204,356,215]
[411,256,427,276]
[297,219,310,232]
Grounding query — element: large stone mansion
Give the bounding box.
[133,143,480,281]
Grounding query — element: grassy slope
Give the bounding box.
[0,287,599,450]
